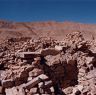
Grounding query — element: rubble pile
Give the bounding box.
[0,32,96,95]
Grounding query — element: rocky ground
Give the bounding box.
[0,31,96,95]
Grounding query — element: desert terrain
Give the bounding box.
[0,20,96,95]
[0,20,96,41]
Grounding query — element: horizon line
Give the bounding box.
[0,19,96,25]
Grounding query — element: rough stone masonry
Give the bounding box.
[0,32,96,95]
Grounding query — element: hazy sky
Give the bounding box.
[0,0,96,23]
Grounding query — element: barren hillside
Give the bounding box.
[0,20,96,41]
[0,20,96,95]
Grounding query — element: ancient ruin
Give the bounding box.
[0,31,96,95]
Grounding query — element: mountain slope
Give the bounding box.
[0,20,96,41]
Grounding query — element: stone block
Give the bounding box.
[27,77,33,82]
[22,74,49,89]
[50,87,55,93]
[55,45,63,51]
[40,48,60,56]
[17,52,41,59]
[5,87,25,95]
[30,88,38,94]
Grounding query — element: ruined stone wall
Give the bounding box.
[0,32,96,95]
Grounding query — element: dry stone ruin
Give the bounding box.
[0,32,96,95]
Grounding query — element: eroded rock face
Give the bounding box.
[0,32,96,95]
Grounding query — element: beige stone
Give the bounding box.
[50,87,55,93]
[5,87,25,95]
[30,88,37,94]
[55,45,63,51]
[44,80,53,88]
[23,74,49,89]
[17,52,40,58]
[27,77,33,82]
[77,85,84,91]
[63,87,73,95]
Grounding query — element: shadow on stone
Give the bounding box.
[40,56,79,95]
